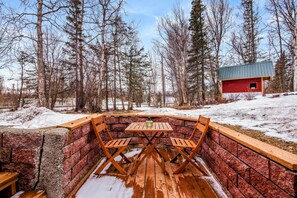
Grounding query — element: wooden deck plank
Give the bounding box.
[144,155,155,198]
[154,153,169,198]
[196,178,219,198]
[162,160,181,197]
[167,150,205,198]
[132,156,147,198]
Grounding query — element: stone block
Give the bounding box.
[176,126,193,136]
[220,134,237,156]
[201,142,209,153]
[119,117,134,124]
[238,145,269,178]
[105,117,119,124]
[3,133,42,149]
[118,131,132,138]
[111,124,127,131]
[12,148,38,165]
[72,127,82,141]
[64,151,80,172]
[64,131,74,146]
[130,137,139,145]
[228,180,245,198]
[64,170,82,197]
[208,130,220,143]
[0,133,2,146]
[270,161,297,196]
[90,138,99,149]
[184,121,196,129]
[238,175,263,198]
[63,144,73,159]
[80,144,91,158]
[2,163,36,180]
[109,131,119,139]
[208,145,237,184]
[170,132,184,139]
[219,158,238,185]
[168,118,184,126]
[250,169,291,198]
[81,123,92,136]
[0,147,11,163]
[134,117,147,122]
[211,141,250,181]
[18,179,34,191]
[152,117,169,122]
[211,160,228,188]
[73,136,88,153]
[72,155,88,178]
[159,137,171,146]
[63,170,72,187]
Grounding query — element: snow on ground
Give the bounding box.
[0,106,87,129]
[0,94,296,142]
[135,94,297,143]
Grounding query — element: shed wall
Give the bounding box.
[222,78,262,93]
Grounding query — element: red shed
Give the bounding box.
[218,61,274,99]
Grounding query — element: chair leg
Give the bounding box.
[120,153,131,163]
[95,147,127,175]
[170,153,181,163]
[173,147,209,175]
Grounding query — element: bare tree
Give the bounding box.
[270,0,297,91]
[90,0,124,112]
[206,0,232,100]
[156,5,189,105]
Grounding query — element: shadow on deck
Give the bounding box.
[76,148,227,198]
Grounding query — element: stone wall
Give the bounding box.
[105,114,297,198]
[1,114,296,198]
[0,128,45,191]
[0,124,101,198]
[62,123,101,197]
[201,129,297,198]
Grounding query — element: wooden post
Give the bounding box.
[261,77,264,96]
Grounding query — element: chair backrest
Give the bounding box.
[189,115,210,152]
[91,116,113,148]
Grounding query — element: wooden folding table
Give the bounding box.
[124,122,173,175]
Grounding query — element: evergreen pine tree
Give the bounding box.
[241,0,260,63]
[64,0,85,111]
[122,29,151,110]
[187,0,209,103]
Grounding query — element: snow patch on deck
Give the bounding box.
[76,148,141,198]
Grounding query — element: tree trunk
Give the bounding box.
[105,53,109,112]
[294,28,297,91]
[98,11,106,112]
[37,0,46,107]
[78,0,85,111]
[18,63,24,108]
[161,56,166,106]
[117,46,125,110]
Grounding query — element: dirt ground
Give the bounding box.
[221,124,297,155]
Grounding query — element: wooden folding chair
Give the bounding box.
[91,116,131,175]
[170,115,210,174]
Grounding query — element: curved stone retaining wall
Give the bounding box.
[1,114,296,198]
[102,114,297,198]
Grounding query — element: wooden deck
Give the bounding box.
[94,149,224,198]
